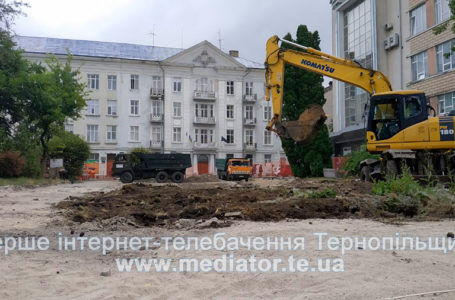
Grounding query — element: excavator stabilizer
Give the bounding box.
[280,105,327,144]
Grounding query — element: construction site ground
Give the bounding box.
[1,177,455,299]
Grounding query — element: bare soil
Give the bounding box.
[56,178,378,227]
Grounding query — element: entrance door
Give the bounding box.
[106,153,116,177]
[198,154,209,175]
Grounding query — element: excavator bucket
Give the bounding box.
[281,105,327,144]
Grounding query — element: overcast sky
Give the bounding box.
[14,0,332,65]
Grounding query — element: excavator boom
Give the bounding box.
[265,35,393,143]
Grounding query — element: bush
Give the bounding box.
[0,151,26,177]
[49,132,90,179]
[131,147,152,154]
[343,145,379,175]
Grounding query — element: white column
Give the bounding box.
[209,154,215,175]
[193,154,198,175]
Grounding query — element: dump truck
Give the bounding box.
[215,158,252,181]
[264,35,455,180]
[112,152,192,183]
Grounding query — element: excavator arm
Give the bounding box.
[265,35,393,143]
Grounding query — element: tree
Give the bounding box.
[0,0,28,31]
[280,25,333,177]
[48,131,90,180]
[22,55,87,174]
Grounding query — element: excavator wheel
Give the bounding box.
[281,105,327,145]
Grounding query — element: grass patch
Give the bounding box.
[373,168,455,218]
[0,177,62,187]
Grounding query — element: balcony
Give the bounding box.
[193,116,216,125]
[193,142,217,150]
[150,88,164,99]
[244,143,257,151]
[243,117,257,126]
[243,93,257,103]
[193,90,216,101]
[150,140,163,149]
[150,113,164,123]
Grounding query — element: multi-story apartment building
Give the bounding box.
[15,36,285,176]
[330,0,454,155]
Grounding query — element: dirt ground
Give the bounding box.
[1,178,455,299]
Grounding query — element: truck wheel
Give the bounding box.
[360,166,370,182]
[120,171,134,183]
[171,171,184,183]
[156,171,168,183]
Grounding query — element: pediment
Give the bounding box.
[163,40,245,69]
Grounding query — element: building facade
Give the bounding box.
[16,36,286,176]
[330,0,454,155]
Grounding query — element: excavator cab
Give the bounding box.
[367,92,428,141]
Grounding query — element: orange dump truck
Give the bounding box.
[216,158,252,181]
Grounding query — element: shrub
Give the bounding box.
[343,145,379,176]
[0,151,26,177]
[49,132,90,179]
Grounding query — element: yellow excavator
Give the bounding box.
[265,35,455,180]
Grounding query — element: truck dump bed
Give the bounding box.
[134,153,192,170]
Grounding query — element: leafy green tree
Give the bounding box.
[280,25,333,177]
[49,131,90,180]
[21,54,87,174]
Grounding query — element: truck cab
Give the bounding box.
[216,158,252,181]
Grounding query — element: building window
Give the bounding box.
[86,100,99,115]
[130,74,139,90]
[196,77,209,92]
[130,100,139,115]
[129,126,139,142]
[195,103,214,118]
[173,102,182,117]
[89,153,100,162]
[151,76,162,94]
[87,74,99,90]
[227,81,234,95]
[64,124,73,133]
[107,100,117,116]
[439,91,455,114]
[264,105,272,120]
[263,130,272,145]
[437,40,455,73]
[264,154,272,163]
[343,0,373,127]
[226,105,234,119]
[226,129,234,144]
[411,51,428,81]
[173,78,182,92]
[195,128,213,144]
[152,100,162,116]
[108,75,117,90]
[245,129,254,145]
[245,105,254,120]
[87,125,98,143]
[435,0,451,24]
[106,125,117,142]
[173,127,182,143]
[245,82,253,96]
[410,4,426,36]
[151,126,161,142]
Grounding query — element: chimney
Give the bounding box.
[229,50,239,57]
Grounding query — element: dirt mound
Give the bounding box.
[185,174,221,183]
[55,179,376,228]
